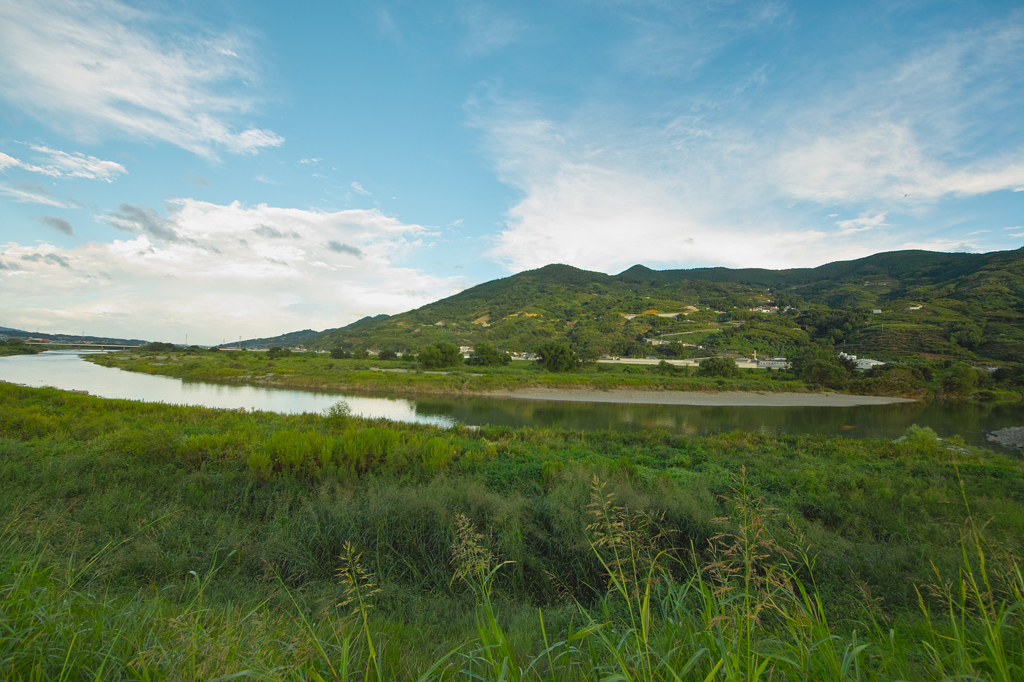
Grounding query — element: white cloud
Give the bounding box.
[478,108,851,272]
[1004,226,1023,230]
[299,158,322,165]
[774,19,1024,204]
[835,213,889,235]
[0,0,283,158]
[473,14,1024,273]
[0,145,126,182]
[776,123,1024,203]
[0,200,464,343]
[894,239,983,253]
[350,181,372,195]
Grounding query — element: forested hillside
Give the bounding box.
[307,248,1024,364]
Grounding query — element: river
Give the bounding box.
[2,351,1022,450]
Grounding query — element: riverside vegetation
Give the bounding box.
[3,381,1024,679]
[86,342,1024,401]
[0,339,40,357]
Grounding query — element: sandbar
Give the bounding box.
[483,388,916,407]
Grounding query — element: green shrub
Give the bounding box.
[534,341,578,372]
[418,342,462,369]
[267,346,291,359]
[696,356,739,378]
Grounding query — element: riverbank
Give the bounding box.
[485,387,917,406]
[85,349,925,400]
[3,381,1024,679]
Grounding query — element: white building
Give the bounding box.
[753,356,790,366]
[840,352,885,371]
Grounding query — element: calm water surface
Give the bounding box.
[2,352,1022,449]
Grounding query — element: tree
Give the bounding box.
[949,321,983,350]
[466,342,510,367]
[267,346,290,359]
[941,362,979,396]
[378,349,396,361]
[418,342,462,369]
[330,347,351,359]
[418,345,441,368]
[535,341,578,372]
[789,346,853,389]
[696,356,740,378]
[994,363,1024,388]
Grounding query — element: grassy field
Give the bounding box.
[3,382,1024,679]
[85,348,811,396]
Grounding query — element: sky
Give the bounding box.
[1,0,1022,345]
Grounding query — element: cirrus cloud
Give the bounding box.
[0,0,284,158]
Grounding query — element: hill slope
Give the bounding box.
[306,248,1024,363]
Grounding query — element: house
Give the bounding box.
[757,357,791,369]
[871,309,882,314]
[841,352,884,371]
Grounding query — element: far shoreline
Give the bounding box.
[482,387,918,407]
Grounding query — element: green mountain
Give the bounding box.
[305,248,1024,363]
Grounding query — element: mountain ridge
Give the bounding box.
[248,247,1024,363]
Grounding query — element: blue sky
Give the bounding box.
[1,0,1022,344]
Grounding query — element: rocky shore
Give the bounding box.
[988,427,1024,450]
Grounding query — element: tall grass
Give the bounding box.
[3,383,1024,679]
[6,476,1022,680]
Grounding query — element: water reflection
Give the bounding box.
[1,351,1021,449]
[0,351,454,427]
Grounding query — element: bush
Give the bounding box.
[941,362,981,396]
[696,356,740,378]
[994,363,1024,387]
[949,321,983,349]
[789,346,853,388]
[419,342,462,369]
[535,341,578,372]
[267,346,291,359]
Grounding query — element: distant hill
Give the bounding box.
[217,329,323,350]
[293,247,1024,363]
[222,316,392,349]
[0,326,148,346]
